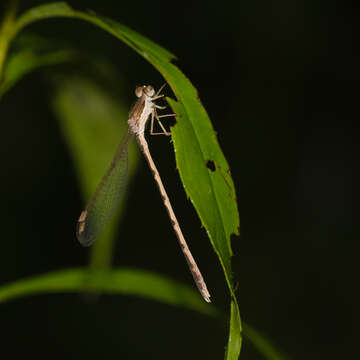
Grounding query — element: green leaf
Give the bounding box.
[225,299,243,359]
[168,99,241,359]
[0,20,75,98]
[52,75,140,269]
[4,2,241,357]
[0,44,73,97]
[167,99,238,285]
[243,324,291,360]
[0,1,18,79]
[0,268,217,316]
[0,268,289,360]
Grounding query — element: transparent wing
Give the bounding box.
[77,131,133,246]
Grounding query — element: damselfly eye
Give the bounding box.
[144,85,155,97]
[135,86,143,98]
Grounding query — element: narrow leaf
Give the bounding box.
[0,268,217,317]
[0,46,73,97]
[243,324,290,360]
[0,267,290,360]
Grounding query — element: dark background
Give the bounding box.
[0,1,357,359]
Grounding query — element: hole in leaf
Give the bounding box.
[230,232,241,258]
[206,160,216,172]
[167,113,177,127]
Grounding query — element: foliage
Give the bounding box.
[0,3,289,360]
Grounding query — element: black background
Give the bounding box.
[0,1,357,359]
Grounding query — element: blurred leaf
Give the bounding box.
[0,32,75,98]
[6,2,241,358]
[0,267,289,360]
[0,46,73,97]
[243,324,290,360]
[0,0,18,80]
[52,76,139,268]
[0,268,217,316]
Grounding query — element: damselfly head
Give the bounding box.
[135,85,155,98]
[144,85,155,97]
[135,86,144,98]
